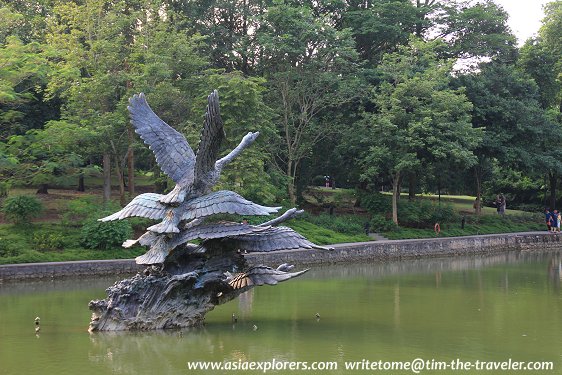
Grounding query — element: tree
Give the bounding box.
[167,0,267,74]
[0,36,50,139]
[44,0,207,204]
[362,38,479,224]
[340,0,418,66]
[456,61,553,212]
[4,121,93,193]
[254,1,361,203]
[193,71,280,204]
[426,0,516,60]
[517,1,562,208]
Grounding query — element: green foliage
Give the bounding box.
[32,232,65,252]
[398,199,458,229]
[370,214,398,232]
[0,222,145,264]
[311,175,326,187]
[0,237,20,257]
[2,194,43,224]
[509,203,544,213]
[0,0,557,238]
[383,213,544,240]
[360,192,457,228]
[360,192,392,214]
[303,213,365,235]
[80,219,132,250]
[0,180,9,198]
[482,166,542,206]
[285,219,371,245]
[333,189,357,208]
[256,0,361,203]
[61,195,100,226]
[361,38,480,223]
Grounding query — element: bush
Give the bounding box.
[0,238,20,257]
[33,232,65,252]
[304,213,365,235]
[369,214,397,232]
[61,195,101,226]
[397,199,457,229]
[2,195,43,225]
[360,192,392,214]
[80,219,132,250]
[311,175,326,187]
[509,203,544,213]
[0,181,9,198]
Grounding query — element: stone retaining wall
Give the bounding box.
[1,232,560,281]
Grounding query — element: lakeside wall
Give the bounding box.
[1,232,560,281]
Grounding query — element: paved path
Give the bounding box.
[368,232,388,241]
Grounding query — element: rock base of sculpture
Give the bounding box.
[88,245,307,331]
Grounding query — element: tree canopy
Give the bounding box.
[1,0,561,221]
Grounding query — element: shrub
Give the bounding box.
[311,175,326,186]
[397,199,457,229]
[369,214,397,232]
[509,203,543,213]
[0,181,9,198]
[33,232,65,252]
[360,192,392,214]
[2,195,43,225]
[61,195,101,226]
[304,213,365,235]
[0,238,20,257]
[80,219,132,250]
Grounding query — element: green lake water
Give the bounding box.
[0,250,561,374]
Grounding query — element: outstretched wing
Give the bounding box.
[229,226,330,252]
[170,222,269,248]
[181,190,281,220]
[228,266,309,290]
[128,93,196,185]
[194,90,225,181]
[99,193,166,221]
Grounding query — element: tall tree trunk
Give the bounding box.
[115,156,126,207]
[36,184,49,194]
[408,173,416,200]
[77,173,85,192]
[392,171,401,225]
[415,0,425,37]
[287,159,296,205]
[103,153,111,203]
[549,171,557,210]
[437,174,441,204]
[474,167,482,215]
[127,125,135,196]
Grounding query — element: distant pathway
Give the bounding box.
[369,232,388,241]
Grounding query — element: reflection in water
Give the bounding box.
[238,289,254,318]
[0,249,560,375]
[548,254,561,290]
[308,250,560,280]
[0,274,129,295]
[88,329,213,375]
[393,284,400,328]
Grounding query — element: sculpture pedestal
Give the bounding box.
[89,246,247,331]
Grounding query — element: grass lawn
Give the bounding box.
[405,193,526,216]
[302,187,357,207]
[285,219,371,245]
[0,223,146,265]
[375,193,544,240]
[382,215,545,240]
[0,185,546,264]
